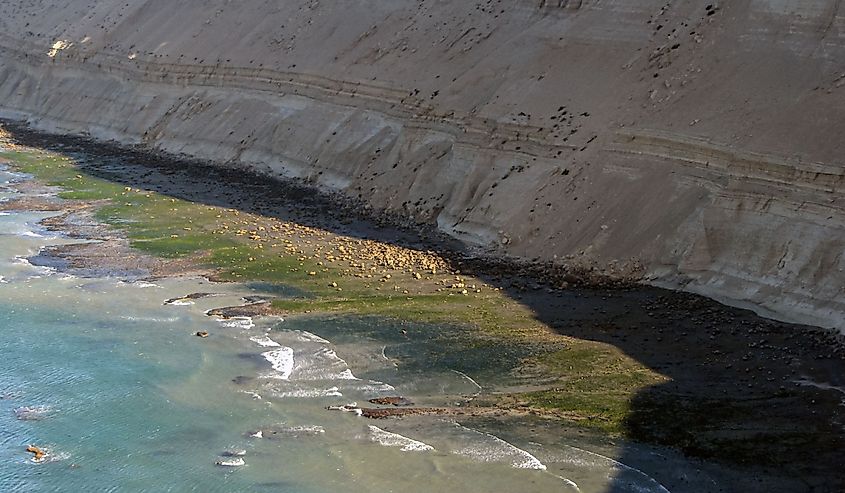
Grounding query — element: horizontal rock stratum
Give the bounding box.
[0,0,842,328]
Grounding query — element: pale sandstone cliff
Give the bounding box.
[0,0,843,328]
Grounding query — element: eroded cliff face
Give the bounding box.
[0,0,843,328]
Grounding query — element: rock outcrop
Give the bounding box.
[26,445,46,462]
[0,0,842,328]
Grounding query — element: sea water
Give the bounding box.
[0,164,684,492]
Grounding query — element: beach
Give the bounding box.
[1,124,844,492]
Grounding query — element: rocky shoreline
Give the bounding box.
[3,122,845,491]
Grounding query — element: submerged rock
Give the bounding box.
[14,405,50,420]
[231,375,255,385]
[242,295,270,304]
[368,396,414,407]
[359,407,450,419]
[326,404,451,419]
[164,292,220,305]
[206,303,272,319]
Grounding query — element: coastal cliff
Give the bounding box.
[0,0,843,328]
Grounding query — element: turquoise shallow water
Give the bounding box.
[0,163,705,493]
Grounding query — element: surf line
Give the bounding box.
[563,444,671,493]
[451,369,482,398]
[368,425,434,452]
[450,421,547,470]
[549,473,582,492]
[380,345,398,367]
[450,421,582,490]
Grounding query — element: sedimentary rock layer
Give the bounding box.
[0,0,842,328]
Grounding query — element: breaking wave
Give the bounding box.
[368,425,434,452]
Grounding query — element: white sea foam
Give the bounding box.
[120,315,179,323]
[0,275,6,283]
[215,457,245,467]
[250,336,281,347]
[353,381,397,395]
[327,404,363,416]
[14,405,52,421]
[257,329,406,408]
[296,330,331,344]
[451,370,482,395]
[166,299,194,306]
[333,369,357,380]
[262,341,360,381]
[133,281,160,288]
[450,423,547,470]
[272,386,343,398]
[550,474,582,492]
[261,346,294,379]
[13,256,54,276]
[368,425,434,452]
[269,425,327,436]
[240,390,262,400]
[558,445,671,493]
[296,347,359,381]
[26,447,69,464]
[284,425,325,434]
[379,345,398,368]
[219,317,255,330]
